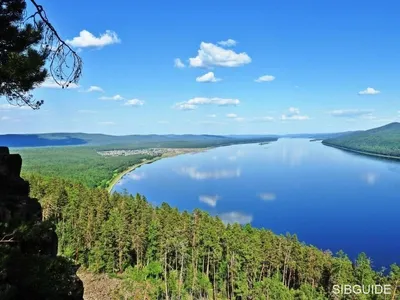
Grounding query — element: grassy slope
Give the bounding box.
[11,136,277,188]
[322,122,400,157]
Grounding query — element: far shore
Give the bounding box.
[322,142,400,161]
[106,148,209,193]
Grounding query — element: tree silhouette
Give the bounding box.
[0,0,82,109]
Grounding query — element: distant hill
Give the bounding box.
[283,131,355,139]
[322,122,400,158]
[0,133,278,149]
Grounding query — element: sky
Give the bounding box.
[1,0,400,135]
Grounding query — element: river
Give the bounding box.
[112,138,400,268]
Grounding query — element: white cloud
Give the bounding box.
[196,72,221,83]
[255,75,275,82]
[179,167,241,180]
[329,109,373,118]
[226,113,238,118]
[124,99,144,106]
[38,78,79,89]
[252,116,274,122]
[281,107,309,121]
[174,58,185,68]
[217,39,237,47]
[1,116,11,121]
[218,212,253,225]
[87,86,104,93]
[99,94,124,101]
[66,30,120,48]
[358,87,380,95]
[174,97,240,110]
[207,114,217,118]
[0,104,30,111]
[199,195,220,207]
[189,42,251,68]
[98,121,115,125]
[258,193,276,201]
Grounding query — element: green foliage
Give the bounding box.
[0,0,48,108]
[25,173,399,299]
[12,136,277,189]
[16,146,154,188]
[323,122,400,157]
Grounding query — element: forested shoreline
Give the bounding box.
[26,173,399,299]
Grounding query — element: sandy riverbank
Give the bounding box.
[106,148,208,192]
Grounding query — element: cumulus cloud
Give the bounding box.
[123,99,144,106]
[199,195,220,207]
[218,212,253,225]
[189,42,251,68]
[38,78,79,89]
[174,97,240,110]
[251,116,274,122]
[196,72,221,83]
[258,193,276,201]
[98,121,115,125]
[358,87,380,95]
[329,109,374,118]
[174,58,185,68]
[226,113,238,118]
[66,30,120,48]
[281,107,309,121]
[179,167,241,180]
[87,86,104,93]
[255,75,275,82]
[207,114,217,118]
[99,95,124,101]
[0,104,30,111]
[217,39,237,47]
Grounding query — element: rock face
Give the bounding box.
[0,146,84,299]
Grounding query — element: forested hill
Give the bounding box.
[25,174,400,299]
[0,133,278,148]
[322,122,400,158]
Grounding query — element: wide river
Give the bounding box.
[113,138,400,268]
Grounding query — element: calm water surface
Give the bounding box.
[113,138,400,268]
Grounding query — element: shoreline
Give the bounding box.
[106,148,208,193]
[322,142,400,161]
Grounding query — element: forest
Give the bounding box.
[25,173,400,299]
[14,136,277,188]
[323,122,400,158]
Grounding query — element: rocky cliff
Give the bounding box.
[0,146,84,299]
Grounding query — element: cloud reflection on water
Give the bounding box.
[362,172,379,185]
[218,211,253,225]
[179,167,241,180]
[258,193,276,201]
[127,172,146,181]
[199,195,220,207]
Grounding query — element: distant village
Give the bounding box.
[97,148,202,157]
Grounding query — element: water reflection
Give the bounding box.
[127,172,146,181]
[361,172,379,185]
[199,195,220,207]
[178,167,241,180]
[218,211,253,225]
[258,193,277,201]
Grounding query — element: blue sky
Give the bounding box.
[1,0,400,135]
